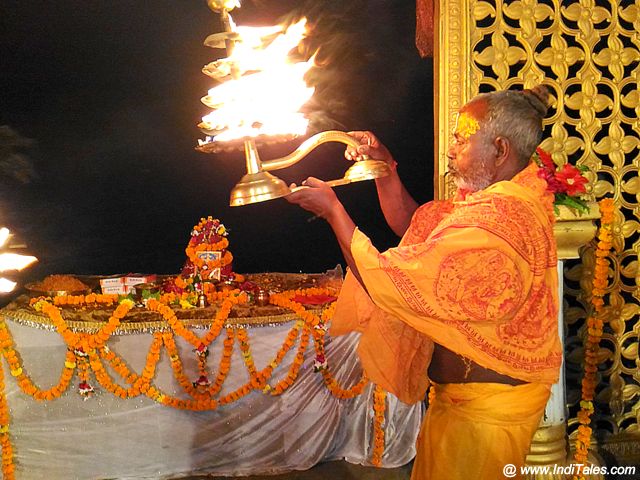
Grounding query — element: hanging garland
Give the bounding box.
[371,385,387,467]
[268,289,369,399]
[572,198,615,478]
[0,285,389,477]
[0,337,14,480]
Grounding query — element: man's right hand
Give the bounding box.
[285,177,342,221]
[344,131,396,168]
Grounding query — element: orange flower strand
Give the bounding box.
[207,328,235,396]
[92,335,163,398]
[319,363,369,399]
[146,292,246,349]
[162,332,201,396]
[146,299,199,346]
[236,328,264,389]
[265,324,308,396]
[310,320,369,399]
[371,385,387,467]
[0,341,15,480]
[573,198,615,477]
[0,321,75,401]
[156,392,219,411]
[35,298,134,351]
[217,381,253,406]
[270,290,369,399]
[201,293,246,346]
[269,293,324,329]
[162,328,235,399]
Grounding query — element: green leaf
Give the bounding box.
[142,289,160,300]
[555,193,590,214]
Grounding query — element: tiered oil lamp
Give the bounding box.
[196,0,391,206]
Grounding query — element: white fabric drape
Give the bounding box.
[2,318,421,479]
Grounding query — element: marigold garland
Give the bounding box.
[0,329,15,480]
[0,284,390,475]
[264,320,306,396]
[91,335,163,399]
[572,198,615,479]
[146,292,246,349]
[268,295,369,400]
[371,385,387,467]
[30,297,134,352]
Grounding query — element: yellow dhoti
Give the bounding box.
[411,382,550,480]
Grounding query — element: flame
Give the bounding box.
[0,278,16,293]
[198,18,315,143]
[0,253,37,272]
[0,227,37,293]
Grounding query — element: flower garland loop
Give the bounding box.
[268,289,369,399]
[572,198,615,479]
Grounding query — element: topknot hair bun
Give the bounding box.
[522,84,550,118]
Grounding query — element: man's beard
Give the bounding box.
[451,159,495,192]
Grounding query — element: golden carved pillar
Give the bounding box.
[434,0,640,472]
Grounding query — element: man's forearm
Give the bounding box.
[325,203,366,288]
[375,170,419,237]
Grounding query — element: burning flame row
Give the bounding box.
[198,3,315,145]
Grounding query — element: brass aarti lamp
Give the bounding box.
[197,1,391,206]
[197,132,391,206]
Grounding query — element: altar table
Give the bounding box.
[0,294,421,480]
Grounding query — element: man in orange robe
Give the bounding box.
[287,85,561,479]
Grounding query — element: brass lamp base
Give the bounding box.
[343,159,391,183]
[229,158,392,207]
[230,171,291,207]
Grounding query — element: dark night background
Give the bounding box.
[0,0,434,294]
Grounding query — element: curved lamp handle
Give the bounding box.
[261,130,371,172]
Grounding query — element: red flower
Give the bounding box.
[193,375,211,387]
[537,165,565,194]
[536,147,556,171]
[555,163,588,196]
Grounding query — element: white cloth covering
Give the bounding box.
[2,318,421,479]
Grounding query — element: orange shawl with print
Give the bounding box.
[331,163,561,404]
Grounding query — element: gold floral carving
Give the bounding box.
[435,0,470,199]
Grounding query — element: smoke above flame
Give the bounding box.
[198,16,315,144]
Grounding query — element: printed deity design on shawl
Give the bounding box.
[498,283,556,350]
[431,194,558,354]
[435,248,524,322]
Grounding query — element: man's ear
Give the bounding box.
[494,136,510,167]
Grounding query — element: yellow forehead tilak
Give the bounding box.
[455,112,481,139]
